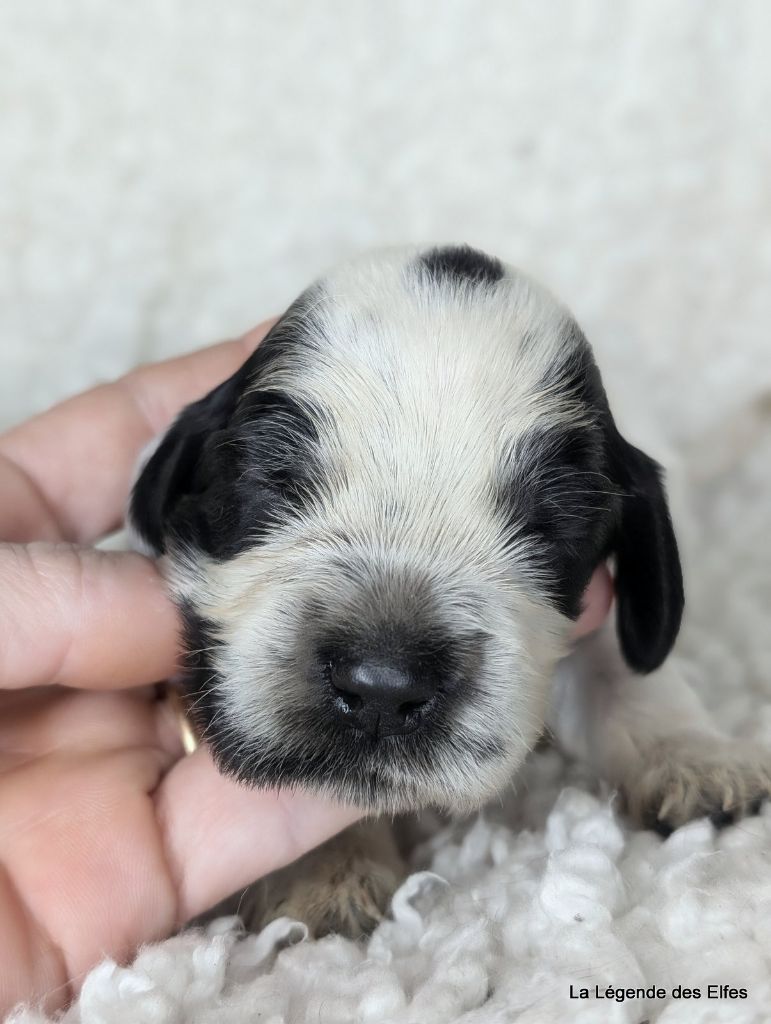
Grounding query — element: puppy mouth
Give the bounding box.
[180,609,502,809]
[198,699,506,813]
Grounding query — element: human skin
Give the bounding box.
[0,322,611,1015]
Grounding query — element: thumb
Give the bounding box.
[154,747,362,924]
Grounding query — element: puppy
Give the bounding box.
[129,245,771,936]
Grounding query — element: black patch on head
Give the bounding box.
[418,245,504,287]
[559,327,684,673]
[129,290,321,559]
[500,320,684,674]
[497,422,614,620]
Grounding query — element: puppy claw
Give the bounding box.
[261,855,399,940]
[656,792,677,823]
[238,821,406,942]
[623,734,771,834]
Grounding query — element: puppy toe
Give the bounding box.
[623,734,771,834]
[263,856,400,940]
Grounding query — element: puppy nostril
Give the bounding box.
[332,685,363,713]
[398,698,429,719]
[322,656,438,736]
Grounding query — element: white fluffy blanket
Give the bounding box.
[2,2,771,1021]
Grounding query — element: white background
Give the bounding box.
[2,1,770,442]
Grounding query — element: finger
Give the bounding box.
[0,323,273,544]
[0,744,178,1014]
[0,544,180,690]
[155,747,362,924]
[0,452,63,543]
[0,747,357,1015]
[0,686,174,767]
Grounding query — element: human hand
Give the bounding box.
[0,325,360,1016]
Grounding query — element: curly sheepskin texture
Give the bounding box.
[2,1,771,1021]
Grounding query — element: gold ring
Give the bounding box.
[166,687,200,755]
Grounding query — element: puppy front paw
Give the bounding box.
[622,733,771,835]
[261,854,401,939]
[238,820,406,941]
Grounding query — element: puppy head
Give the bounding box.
[129,246,683,812]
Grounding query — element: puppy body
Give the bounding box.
[129,246,770,931]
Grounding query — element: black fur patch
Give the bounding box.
[508,319,684,672]
[129,290,321,559]
[559,324,684,672]
[418,245,504,287]
[212,723,504,801]
[159,388,319,561]
[497,422,615,619]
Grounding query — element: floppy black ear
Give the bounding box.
[128,368,246,556]
[605,421,684,673]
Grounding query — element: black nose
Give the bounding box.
[328,660,436,737]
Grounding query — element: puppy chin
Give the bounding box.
[206,722,516,815]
